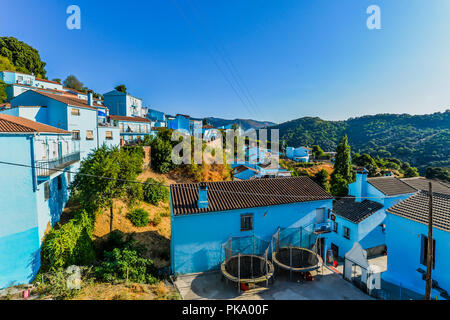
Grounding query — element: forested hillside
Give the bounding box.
[270,111,450,173]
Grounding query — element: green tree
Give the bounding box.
[115,84,127,93]
[0,55,16,72]
[403,167,419,178]
[63,75,84,91]
[150,138,174,173]
[71,145,144,233]
[426,167,450,183]
[334,135,352,182]
[312,145,325,159]
[330,173,348,197]
[52,78,61,84]
[0,36,47,78]
[313,169,329,192]
[352,153,378,176]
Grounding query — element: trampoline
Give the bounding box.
[221,254,274,284]
[220,234,274,292]
[271,226,324,279]
[272,246,322,272]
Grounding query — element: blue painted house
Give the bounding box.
[2,90,119,160]
[326,169,417,258]
[286,146,312,162]
[108,115,155,144]
[103,90,145,118]
[383,189,450,300]
[170,177,333,275]
[168,114,191,134]
[146,108,167,127]
[189,118,203,138]
[0,114,80,288]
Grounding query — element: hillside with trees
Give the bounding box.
[270,111,450,174]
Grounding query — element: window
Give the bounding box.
[57,175,62,190]
[421,235,436,269]
[86,130,94,140]
[241,214,253,232]
[44,182,50,200]
[71,108,80,116]
[105,131,113,140]
[343,226,350,240]
[18,75,23,82]
[119,123,124,132]
[72,130,80,140]
[333,222,338,233]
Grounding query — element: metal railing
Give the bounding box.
[313,220,332,233]
[35,151,80,176]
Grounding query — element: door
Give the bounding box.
[331,243,339,260]
[315,208,326,224]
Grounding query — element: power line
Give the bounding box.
[170,0,257,118]
[187,0,261,116]
[0,159,420,200]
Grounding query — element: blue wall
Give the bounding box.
[171,199,332,275]
[383,213,449,298]
[0,134,74,288]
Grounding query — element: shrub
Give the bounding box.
[126,183,144,207]
[151,213,162,226]
[143,178,170,205]
[40,210,95,273]
[126,208,150,227]
[95,241,158,284]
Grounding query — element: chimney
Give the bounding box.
[198,182,209,209]
[88,90,93,107]
[355,168,368,202]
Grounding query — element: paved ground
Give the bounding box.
[174,266,372,300]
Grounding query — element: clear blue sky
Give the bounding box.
[2,0,450,123]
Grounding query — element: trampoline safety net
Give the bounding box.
[220,234,273,287]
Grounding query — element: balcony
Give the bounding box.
[313,220,332,235]
[35,151,80,177]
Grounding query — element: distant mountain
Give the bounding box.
[268,111,450,173]
[205,117,276,131]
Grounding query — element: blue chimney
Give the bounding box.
[198,183,209,209]
[355,168,368,202]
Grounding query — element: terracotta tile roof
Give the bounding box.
[12,83,74,95]
[109,115,151,123]
[387,191,450,233]
[30,90,102,110]
[367,176,417,196]
[333,197,384,223]
[202,124,216,129]
[170,176,333,215]
[35,78,60,85]
[0,114,70,134]
[401,177,450,195]
[234,165,259,174]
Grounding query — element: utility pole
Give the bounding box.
[425,182,433,300]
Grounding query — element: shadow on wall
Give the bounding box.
[27,248,41,283]
[48,172,70,225]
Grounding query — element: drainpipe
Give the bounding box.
[29,134,37,192]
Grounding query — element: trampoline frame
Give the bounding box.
[221,254,275,284]
[272,246,323,273]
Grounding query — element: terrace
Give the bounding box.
[35,151,80,177]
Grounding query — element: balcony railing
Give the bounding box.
[313,220,332,234]
[35,151,81,177]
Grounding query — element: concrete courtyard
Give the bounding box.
[174,266,373,300]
